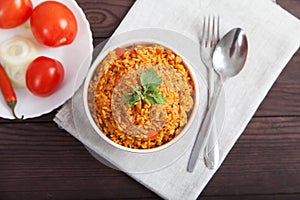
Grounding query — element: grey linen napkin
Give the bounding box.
[54,0,300,199]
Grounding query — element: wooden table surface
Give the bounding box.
[0,0,299,199]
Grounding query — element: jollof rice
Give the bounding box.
[88,43,195,149]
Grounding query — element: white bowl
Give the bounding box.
[83,41,200,153]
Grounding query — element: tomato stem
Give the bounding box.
[7,100,23,120]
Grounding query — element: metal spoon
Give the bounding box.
[203,28,248,169]
[187,28,248,172]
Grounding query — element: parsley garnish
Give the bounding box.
[122,68,167,106]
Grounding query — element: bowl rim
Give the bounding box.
[83,39,200,153]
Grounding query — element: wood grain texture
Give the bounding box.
[0,117,299,199]
[255,49,300,116]
[0,0,299,199]
[0,123,159,199]
[203,117,300,196]
[76,0,135,38]
[278,0,300,18]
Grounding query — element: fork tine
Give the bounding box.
[211,16,215,47]
[211,16,220,46]
[216,16,220,42]
[200,16,206,47]
[206,16,211,47]
[201,15,220,47]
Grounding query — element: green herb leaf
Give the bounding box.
[144,92,167,105]
[122,68,167,106]
[154,93,168,104]
[143,93,158,105]
[122,93,141,106]
[132,86,142,95]
[140,68,162,92]
[122,93,133,103]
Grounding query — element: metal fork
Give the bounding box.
[187,16,220,172]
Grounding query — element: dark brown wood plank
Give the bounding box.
[255,49,300,116]
[278,0,300,19]
[203,116,300,196]
[0,123,159,199]
[76,0,135,38]
[0,116,299,199]
[200,194,300,200]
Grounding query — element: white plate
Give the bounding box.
[0,0,93,119]
[72,28,225,173]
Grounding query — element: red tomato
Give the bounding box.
[115,47,125,57]
[30,1,78,47]
[147,130,158,140]
[26,56,64,97]
[0,0,33,29]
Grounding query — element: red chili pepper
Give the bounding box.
[0,64,23,119]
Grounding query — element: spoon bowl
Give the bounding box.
[213,28,248,80]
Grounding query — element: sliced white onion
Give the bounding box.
[0,37,38,88]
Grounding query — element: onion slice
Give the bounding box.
[0,37,38,88]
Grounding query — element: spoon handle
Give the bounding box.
[204,121,219,169]
[187,80,223,172]
[204,66,219,170]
